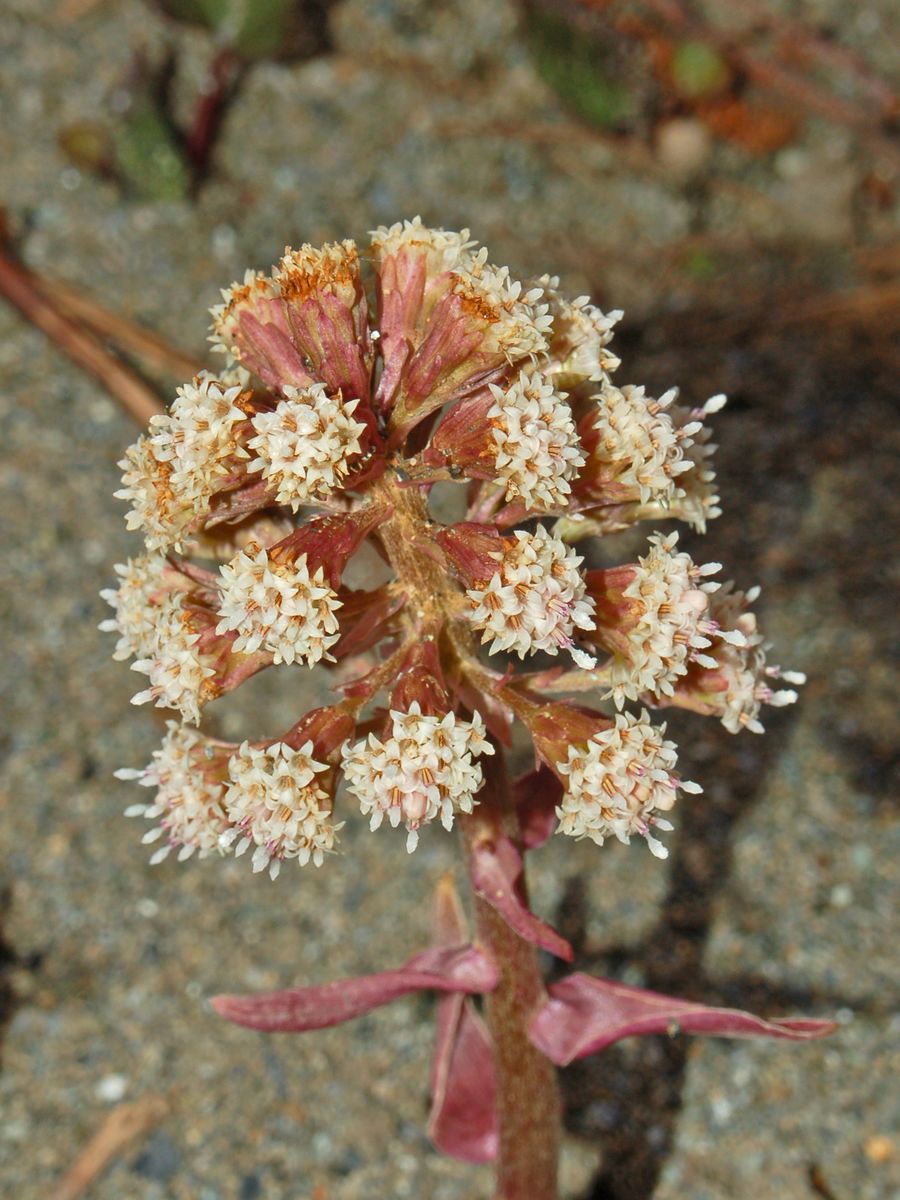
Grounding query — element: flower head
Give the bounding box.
[674,583,805,734]
[556,711,702,858]
[222,741,341,878]
[488,367,584,510]
[539,274,622,388]
[215,545,342,666]
[115,375,249,550]
[587,532,729,705]
[247,384,367,507]
[107,219,799,880]
[100,552,180,661]
[131,595,218,724]
[582,382,691,507]
[116,722,230,864]
[466,526,596,664]
[341,704,494,852]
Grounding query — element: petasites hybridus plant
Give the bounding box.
[105,218,830,1199]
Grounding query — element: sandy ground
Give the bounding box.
[0,1,898,1197]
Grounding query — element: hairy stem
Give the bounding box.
[460,750,561,1200]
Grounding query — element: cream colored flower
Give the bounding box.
[539,273,622,386]
[369,217,477,277]
[588,381,695,507]
[116,375,248,550]
[605,532,729,706]
[452,251,552,361]
[215,546,341,666]
[556,711,702,858]
[131,595,216,724]
[341,704,494,852]
[222,741,341,878]
[466,526,596,664]
[115,435,186,551]
[116,721,230,864]
[704,583,805,734]
[100,552,177,661]
[247,384,366,507]
[489,367,584,510]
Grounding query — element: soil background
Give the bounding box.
[0,1,897,1197]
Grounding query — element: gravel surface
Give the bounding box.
[1,1,897,1197]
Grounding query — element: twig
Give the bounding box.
[0,250,165,425]
[46,276,202,381]
[49,1095,168,1200]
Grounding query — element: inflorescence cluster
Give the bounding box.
[104,219,803,876]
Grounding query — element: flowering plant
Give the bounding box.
[104,219,830,1198]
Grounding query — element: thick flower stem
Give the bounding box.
[460,750,562,1200]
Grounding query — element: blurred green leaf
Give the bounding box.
[670,41,732,101]
[157,0,306,60]
[112,94,192,202]
[524,9,635,129]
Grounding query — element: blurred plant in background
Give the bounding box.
[60,0,336,200]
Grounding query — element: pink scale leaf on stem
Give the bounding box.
[469,833,573,962]
[513,765,563,850]
[529,973,836,1066]
[428,993,498,1163]
[427,874,498,1164]
[213,944,499,1033]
